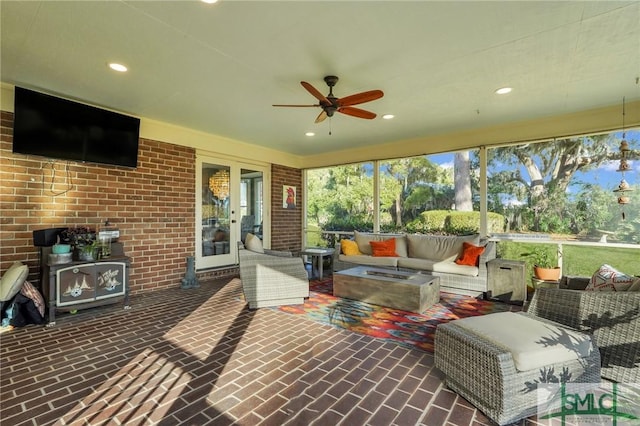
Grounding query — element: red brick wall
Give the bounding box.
[271,164,303,253]
[1,110,301,293]
[1,111,198,294]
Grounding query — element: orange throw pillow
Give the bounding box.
[455,242,485,266]
[340,239,362,256]
[370,238,398,257]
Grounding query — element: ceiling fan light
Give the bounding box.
[495,87,512,95]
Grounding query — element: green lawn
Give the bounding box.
[498,241,640,278]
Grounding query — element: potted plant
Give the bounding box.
[521,246,561,281]
[60,227,98,261]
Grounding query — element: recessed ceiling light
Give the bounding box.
[495,87,512,95]
[202,0,219,3]
[382,114,395,120]
[108,63,128,72]
[305,132,315,137]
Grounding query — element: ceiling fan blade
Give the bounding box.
[315,110,328,123]
[301,81,331,105]
[272,104,319,107]
[338,90,384,107]
[338,106,377,120]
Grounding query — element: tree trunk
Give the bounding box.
[454,151,473,211]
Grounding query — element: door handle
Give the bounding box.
[231,220,236,223]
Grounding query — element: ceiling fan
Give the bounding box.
[273,76,384,123]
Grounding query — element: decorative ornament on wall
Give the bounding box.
[283,186,296,209]
[613,98,634,220]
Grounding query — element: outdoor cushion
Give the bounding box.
[0,261,29,302]
[455,242,485,266]
[370,239,398,257]
[453,312,594,372]
[338,254,398,268]
[354,231,377,255]
[586,264,636,292]
[340,239,361,256]
[380,235,408,257]
[397,257,479,276]
[407,234,479,261]
[245,233,264,253]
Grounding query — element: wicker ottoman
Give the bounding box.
[435,312,601,425]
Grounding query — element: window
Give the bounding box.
[486,131,639,244]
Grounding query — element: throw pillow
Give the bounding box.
[455,242,485,266]
[586,264,636,292]
[20,280,45,318]
[340,239,362,256]
[370,239,398,257]
[0,262,29,301]
[244,233,264,253]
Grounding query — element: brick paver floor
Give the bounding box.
[1,277,540,425]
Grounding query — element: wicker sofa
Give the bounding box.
[333,232,496,296]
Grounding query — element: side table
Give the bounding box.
[487,259,526,304]
[301,247,335,279]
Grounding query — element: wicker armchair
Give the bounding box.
[527,287,640,383]
[237,244,309,309]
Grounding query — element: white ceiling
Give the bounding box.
[2,1,639,157]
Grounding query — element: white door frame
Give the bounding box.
[196,154,270,270]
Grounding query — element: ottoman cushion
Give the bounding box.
[453,312,594,372]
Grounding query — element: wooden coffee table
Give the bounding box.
[333,266,440,313]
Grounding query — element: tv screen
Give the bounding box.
[12,87,140,168]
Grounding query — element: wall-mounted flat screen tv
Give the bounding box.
[12,87,140,168]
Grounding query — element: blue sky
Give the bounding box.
[428,129,640,192]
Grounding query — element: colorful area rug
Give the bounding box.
[278,278,521,353]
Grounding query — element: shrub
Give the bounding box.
[406,210,505,235]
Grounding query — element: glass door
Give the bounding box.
[196,156,268,269]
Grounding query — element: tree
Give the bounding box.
[486,134,633,232]
[454,151,473,211]
[382,157,444,228]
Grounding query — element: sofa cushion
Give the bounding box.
[354,231,377,255]
[370,239,398,257]
[398,257,479,276]
[453,312,594,372]
[407,234,479,262]
[391,235,409,257]
[340,239,362,256]
[338,254,398,268]
[455,242,485,266]
[586,264,636,292]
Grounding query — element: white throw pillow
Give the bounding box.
[244,233,264,253]
[586,264,636,292]
[0,261,29,301]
